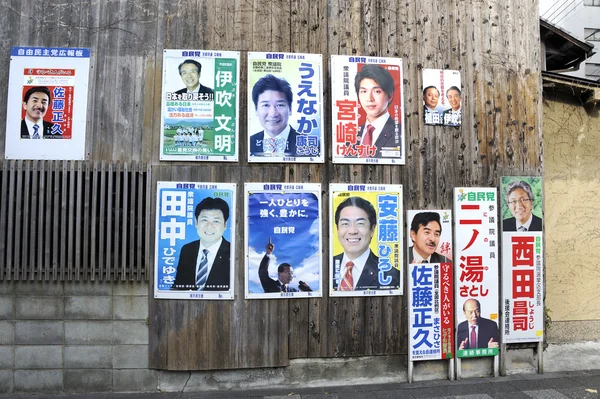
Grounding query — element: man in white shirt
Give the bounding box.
[457,298,499,350]
[443,86,462,126]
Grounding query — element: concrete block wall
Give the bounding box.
[0,280,156,394]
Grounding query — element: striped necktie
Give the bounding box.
[338,261,354,291]
[195,249,209,290]
[32,124,40,139]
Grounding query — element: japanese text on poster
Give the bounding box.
[331,55,405,165]
[329,183,403,297]
[500,176,544,343]
[5,47,90,160]
[160,50,240,162]
[154,181,236,300]
[407,210,454,361]
[245,183,322,299]
[247,52,324,163]
[454,188,500,358]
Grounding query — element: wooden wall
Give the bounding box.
[0,0,542,370]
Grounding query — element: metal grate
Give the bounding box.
[0,160,151,281]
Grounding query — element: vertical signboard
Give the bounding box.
[245,183,322,299]
[329,183,403,297]
[454,188,500,358]
[331,55,405,164]
[160,49,240,161]
[154,182,236,300]
[407,210,454,361]
[5,47,90,160]
[500,177,544,343]
[422,69,461,127]
[247,52,324,163]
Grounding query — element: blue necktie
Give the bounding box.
[195,249,209,290]
[32,124,40,139]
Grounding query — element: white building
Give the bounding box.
[540,0,599,79]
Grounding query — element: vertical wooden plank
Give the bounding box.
[128,162,137,280]
[90,161,100,281]
[67,161,76,281]
[36,161,46,281]
[14,161,23,281]
[144,163,152,281]
[29,161,40,280]
[52,162,61,281]
[75,161,84,281]
[113,163,122,280]
[82,162,92,281]
[44,161,54,281]
[106,162,114,280]
[148,166,171,370]
[59,161,68,281]
[136,162,144,281]
[21,162,31,280]
[98,161,107,281]
[0,161,12,280]
[121,162,129,280]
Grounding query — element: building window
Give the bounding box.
[585,63,600,77]
[584,28,600,41]
[584,0,600,5]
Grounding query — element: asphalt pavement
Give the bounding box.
[1,369,600,399]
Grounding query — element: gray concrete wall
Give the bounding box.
[1,281,599,394]
[0,281,153,394]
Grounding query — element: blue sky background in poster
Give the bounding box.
[247,192,321,293]
[156,185,233,292]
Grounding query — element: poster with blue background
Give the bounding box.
[245,183,322,299]
[154,181,236,300]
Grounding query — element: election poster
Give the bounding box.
[500,176,544,343]
[245,183,322,299]
[407,210,454,361]
[422,69,461,127]
[247,52,324,163]
[160,50,239,162]
[5,47,90,160]
[331,55,404,165]
[329,183,403,297]
[454,188,500,358]
[154,182,235,300]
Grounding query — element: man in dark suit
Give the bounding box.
[258,240,311,293]
[250,74,300,156]
[332,196,399,291]
[502,180,543,232]
[442,86,461,127]
[174,59,214,100]
[354,64,401,158]
[408,212,450,264]
[20,86,55,139]
[457,298,500,350]
[171,197,231,291]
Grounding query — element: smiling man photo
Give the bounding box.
[332,196,399,291]
[171,197,231,291]
[20,86,55,139]
[502,180,543,232]
[174,59,214,98]
[354,64,400,157]
[408,212,450,264]
[249,74,299,156]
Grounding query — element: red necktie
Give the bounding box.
[361,125,375,157]
[338,261,354,291]
[470,326,476,349]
